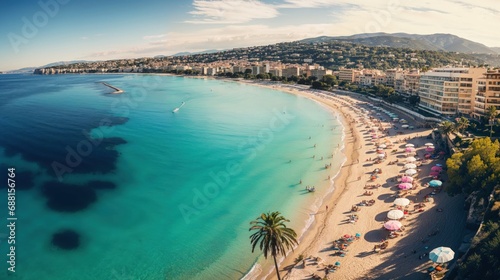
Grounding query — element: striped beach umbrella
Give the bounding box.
[387,209,404,220]
[384,220,402,231]
[429,247,455,263]
[400,176,414,183]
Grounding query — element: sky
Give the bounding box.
[1,0,499,71]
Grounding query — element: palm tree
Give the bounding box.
[249,211,298,280]
[486,106,498,137]
[439,120,456,136]
[455,117,470,134]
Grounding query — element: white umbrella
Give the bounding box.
[406,157,416,162]
[405,169,417,175]
[377,154,385,159]
[387,209,404,220]
[429,247,455,263]
[394,198,410,206]
[404,163,417,169]
[424,143,434,146]
[378,144,387,149]
[401,124,409,128]
[405,144,415,147]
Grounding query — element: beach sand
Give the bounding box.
[239,81,467,280]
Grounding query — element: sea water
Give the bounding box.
[0,74,345,280]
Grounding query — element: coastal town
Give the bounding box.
[34,40,500,123]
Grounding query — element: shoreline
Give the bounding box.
[40,73,467,279]
[231,79,362,280]
[235,80,466,280]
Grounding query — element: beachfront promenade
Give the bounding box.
[241,81,467,280]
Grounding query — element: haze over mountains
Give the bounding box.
[5,33,499,73]
[301,33,499,54]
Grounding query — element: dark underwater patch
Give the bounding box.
[86,180,116,190]
[42,181,97,212]
[51,229,80,250]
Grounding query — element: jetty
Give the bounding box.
[101,82,124,94]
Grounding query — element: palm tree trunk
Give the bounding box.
[273,255,281,280]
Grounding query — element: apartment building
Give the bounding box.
[473,69,500,120]
[282,67,300,78]
[339,68,356,83]
[418,68,485,116]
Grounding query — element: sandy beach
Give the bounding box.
[238,80,467,280]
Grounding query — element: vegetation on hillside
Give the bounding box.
[445,138,500,279]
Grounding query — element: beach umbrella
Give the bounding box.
[406,157,417,162]
[377,150,385,154]
[429,247,455,263]
[405,147,416,153]
[405,144,415,147]
[387,209,405,220]
[425,143,434,146]
[424,154,431,159]
[426,147,435,152]
[401,176,414,183]
[398,183,413,190]
[435,164,443,167]
[372,135,378,139]
[355,233,361,238]
[377,154,385,159]
[335,261,341,266]
[384,220,402,231]
[404,163,417,169]
[405,169,417,175]
[401,124,409,128]
[430,171,440,177]
[394,198,410,206]
[431,166,443,171]
[429,180,442,187]
[378,144,387,149]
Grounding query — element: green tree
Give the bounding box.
[249,211,298,280]
[439,120,456,136]
[322,74,337,86]
[409,95,420,106]
[445,138,500,196]
[456,117,470,134]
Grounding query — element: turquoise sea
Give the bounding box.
[0,74,345,280]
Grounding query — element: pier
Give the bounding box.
[101,82,124,94]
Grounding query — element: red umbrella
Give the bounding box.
[431,166,442,171]
[430,171,440,176]
[425,154,431,158]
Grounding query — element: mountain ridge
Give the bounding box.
[300,33,497,54]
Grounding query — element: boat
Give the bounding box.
[172,102,185,113]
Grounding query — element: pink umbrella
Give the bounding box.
[372,135,378,139]
[431,166,443,171]
[405,147,415,152]
[398,183,413,190]
[424,154,431,158]
[401,176,414,183]
[426,147,435,152]
[384,220,402,231]
[430,171,440,177]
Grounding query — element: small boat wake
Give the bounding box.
[172,101,186,113]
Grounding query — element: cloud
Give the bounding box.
[278,0,340,8]
[186,0,279,24]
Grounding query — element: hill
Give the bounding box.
[301,33,496,54]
